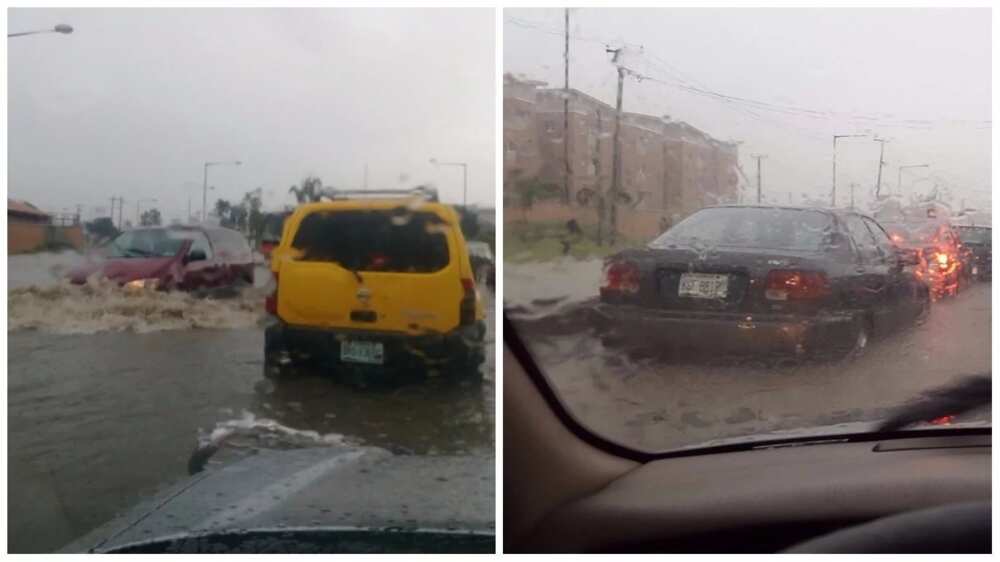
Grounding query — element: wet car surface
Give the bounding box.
[8,260,495,553]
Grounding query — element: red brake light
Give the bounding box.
[765,270,831,300]
[459,278,476,326]
[929,415,954,426]
[602,261,640,294]
[265,271,279,315]
[936,252,949,267]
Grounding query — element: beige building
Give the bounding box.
[503,74,741,238]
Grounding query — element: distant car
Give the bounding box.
[955,225,991,281]
[258,211,291,259]
[67,225,254,291]
[467,241,495,291]
[882,220,964,298]
[596,206,930,360]
[264,189,486,383]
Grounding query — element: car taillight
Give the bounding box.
[936,252,949,269]
[765,270,831,301]
[459,277,476,326]
[602,260,640,294]
[265,271,279,315]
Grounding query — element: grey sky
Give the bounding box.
[9,8,496,223]
[505,8,991,211]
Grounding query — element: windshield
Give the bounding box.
[957,227,991,245]
[106,228,199,258]
[8,7,495,554]
[650,207,834,251]
[291,209,451,273]
[504,7,990,456]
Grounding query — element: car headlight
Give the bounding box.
[124,278,161,291]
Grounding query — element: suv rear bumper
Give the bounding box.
[265,319,486,372]
[591,303,859,356]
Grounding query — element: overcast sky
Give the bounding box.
[505,8,991,211]
[9,8,495,223]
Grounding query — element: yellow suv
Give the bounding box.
[264,188,486,383]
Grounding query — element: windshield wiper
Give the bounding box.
[878,374,990,432]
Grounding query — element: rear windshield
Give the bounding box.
[262,214,286,241]
[291,209,451,273]
[107,229,205,258]
[649,207,834,251]
[957,227,991,245]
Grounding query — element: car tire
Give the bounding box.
[837,315,871,362]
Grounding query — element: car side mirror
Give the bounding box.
[185,249,207,264]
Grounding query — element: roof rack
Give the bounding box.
[319,186,439,203]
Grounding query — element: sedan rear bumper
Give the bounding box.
[591,303,858,356]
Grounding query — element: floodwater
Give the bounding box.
[7,252,495,553]
[507,259,991,452]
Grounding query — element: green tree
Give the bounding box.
[85,217,119,242]
[140,208,162,226]
[288,176,324,204]
[214,199,232,225]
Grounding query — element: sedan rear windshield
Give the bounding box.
[957,227,991,245]
[649,207,834,251]
[107,229,203,258]
[291,209,451,273]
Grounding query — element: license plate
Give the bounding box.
[678,273,729,299]
[340,340,385,365]
[972,266,979,275]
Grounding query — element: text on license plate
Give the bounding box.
[340,340,385,365]
[678,273,729,299]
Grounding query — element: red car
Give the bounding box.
[68,225,254,291]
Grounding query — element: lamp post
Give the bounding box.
[429,158,468,207]
[136,198,157,225]
[8,24,73,38]
[897,164,930,198]
[832,134,867,207]
[202,160,242,221]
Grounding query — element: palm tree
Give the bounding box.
[288,176,324,204]
[214,199,231,218]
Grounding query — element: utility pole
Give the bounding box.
[832,134,866,207]
[117,196,125,230]
[562,7,571,205]
[608,46,625,245]
[873,137,888,199]
[110,196,117,222]
[751,154,766,204]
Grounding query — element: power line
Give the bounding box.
[508,15,991,130]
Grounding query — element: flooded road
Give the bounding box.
[507,259,990,453]
[7,254,495,553]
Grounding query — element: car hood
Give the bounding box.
[61,446,494,553]
[68,256,179,284]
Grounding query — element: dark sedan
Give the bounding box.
[596,206,930,360]
[955,225,991,281]
[68,225,254,291]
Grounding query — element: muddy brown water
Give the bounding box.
[7,265,495,553]
[507,263,990,453]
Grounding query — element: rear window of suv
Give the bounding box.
[291,209,451,273]
[649,207,834,251]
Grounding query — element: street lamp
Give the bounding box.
[429,158,468,207]
[897,164,930,197]
[136,198,158,225]
[202,160,242,222]
[832,134,867,207]
[8,24,73,38]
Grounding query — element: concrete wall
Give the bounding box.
[8,221,85,254]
